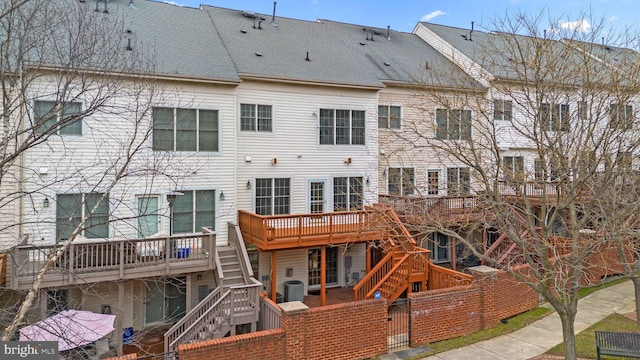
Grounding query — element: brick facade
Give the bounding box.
[178,329,286,360]
[410,285,482,344]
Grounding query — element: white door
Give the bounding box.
[309,180,327,214]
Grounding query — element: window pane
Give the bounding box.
[460,168,470,194]
[450,110,461,140]
[402,168,415,196]
[447,168,459,196]
[199,110,219,152]
[257,105,272,132]
[390,106,401,129]
[504,100,512,121]
[84,193,109,238]
[493,100,502,120]
[560,104,570,131]
[274,178,290,215]
[349,177,363,210]
[173,191,194,233]
[255,179,273,215]
[461,110,471,140]
[195,190,215,231]
[138,197,159,238]
[152,107,175,151]
[351,110,365,145]
[176,109,197,151]
[333,177,347,211]
[378,105,388,129]
[540,103,550,130]
[436,109,447,140]
[34,101,57,135]
[428,171,439,195]
[56,194,82,241]
[319,109,334,145]
[241,104,256,131]
[335,110,350,145]
[388,168,401,195]
[59,102,82,135]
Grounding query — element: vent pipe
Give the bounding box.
[94,0,99,12]
[126,38,132,51]
[103,0,108,13]
[387,25,391,40]
[271,1,277,26]
[305,51,310,61]
[469,21,474,41]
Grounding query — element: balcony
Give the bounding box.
[7,231,216,290]
[379,194,481,225]
[238,210,384,251]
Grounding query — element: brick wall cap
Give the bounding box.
[468,265,499,275]
[279,301,308,314]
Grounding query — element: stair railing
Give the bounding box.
[353,250,395,300]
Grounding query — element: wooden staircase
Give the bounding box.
[164,224,261,353]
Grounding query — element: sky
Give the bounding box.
[167,0,640,36]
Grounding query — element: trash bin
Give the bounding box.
[275,292,283,304]
[284,280,304,302]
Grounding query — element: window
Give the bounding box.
[549,156,568,181]
[319,109,365,145]
[534,159,546,181]
[503,156,524,181]
[427,233,450,263]
[540,103,569,131]
[47,289,69,315]
[241,104,272,132]
[610,103,634,128]
[578,101,589,120]
[447,167,470,195]
[388,168,415,196]
[378,105,401,129]
[172,190,216,233]
[333,177,363,211]
[616,151,633,172]
[427,170,440,195]
[34,100,82,135]
[493,99,512,121]
[56,193,109,240]
[255,178,290,215]
[436,109,471,140]
[152,107,219,152]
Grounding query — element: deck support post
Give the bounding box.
[481,225,487,265]
[116,281,123,356]
[365,242,371,272]
[271,251,277,302]
[321,245,326,306]
[451,235,457,271]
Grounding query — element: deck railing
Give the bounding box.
[379,195,479,218]
[496,181,560,197]
[165,280,261,353]
[353,250,395,300]
[258,293,282,330]
[8,232,214,289]
[427,263,473,290]
[238,210,382,250]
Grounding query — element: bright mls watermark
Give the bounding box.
[1,342,58,360]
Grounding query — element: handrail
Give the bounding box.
[164,286,224,353]
[228,222,254,282]
[428,263,473,290]
[353,250,395,300]
[366,254,410,299]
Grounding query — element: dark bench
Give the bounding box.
[595,330,640,359]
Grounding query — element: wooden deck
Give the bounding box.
[7,231,216,290]
[238,210,384,251]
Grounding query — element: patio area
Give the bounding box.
[303,287,355,308]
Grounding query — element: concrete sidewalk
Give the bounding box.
[381,281,636,360]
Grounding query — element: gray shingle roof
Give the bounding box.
[113,0,239,82]
[319,20,481,89]
[202,5,385,88]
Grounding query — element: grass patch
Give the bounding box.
[578,276,629,298]
[420,307,552,356]
[546,313,638,359]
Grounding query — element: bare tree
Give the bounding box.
[0,0,175,345]
[381,11,640,360]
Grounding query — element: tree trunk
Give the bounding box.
[559,310,578,360]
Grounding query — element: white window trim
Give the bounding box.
[316,106,367,146]
[239,102,276,134]
[426,168,443,196]
[151,106,222,154]
[32,98,85,136]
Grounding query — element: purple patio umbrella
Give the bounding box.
[19,310,116,351]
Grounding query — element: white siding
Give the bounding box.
[235,81,379,215]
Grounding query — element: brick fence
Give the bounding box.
[109,266,539,360]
